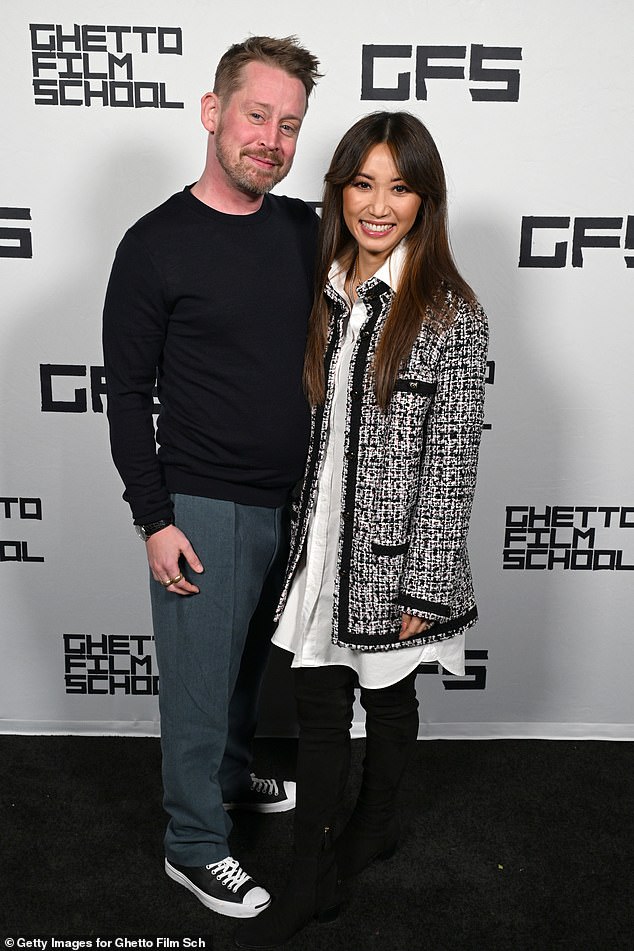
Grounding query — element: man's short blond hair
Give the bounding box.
[213,35,321,107]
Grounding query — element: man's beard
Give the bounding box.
[215,129,288,197]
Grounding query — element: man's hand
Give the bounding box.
[146,525,204,595]
[399,613,434,641]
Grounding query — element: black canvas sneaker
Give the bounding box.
[224,774,296,814]
[165,856,271,918]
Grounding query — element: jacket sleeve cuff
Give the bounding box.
[395,593,451,620]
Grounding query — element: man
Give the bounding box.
[103,36,321,918]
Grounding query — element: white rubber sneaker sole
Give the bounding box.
[165,859,271,918]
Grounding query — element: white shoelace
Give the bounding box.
[206,857,251,893]
[250,773,279,796]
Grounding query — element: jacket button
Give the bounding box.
[410,381,419,391]
[352,389,361,400]
[345,449,355,460]
[342,510,352,521]
[339,567,349,577]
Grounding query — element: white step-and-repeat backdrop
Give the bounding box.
[1,1,632,738]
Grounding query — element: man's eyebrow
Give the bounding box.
[244,100,303,121]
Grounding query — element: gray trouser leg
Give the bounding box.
[151,494,282,865]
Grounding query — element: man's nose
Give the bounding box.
[258,124,282,152]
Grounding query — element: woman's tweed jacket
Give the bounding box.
[276,273,489,651]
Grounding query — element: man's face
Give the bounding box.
[213,61,307,197]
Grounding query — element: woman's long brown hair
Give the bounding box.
[303,111,476,410]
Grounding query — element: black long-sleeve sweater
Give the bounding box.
[103,186,318,523]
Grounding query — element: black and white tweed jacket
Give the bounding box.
[276,274,489,651]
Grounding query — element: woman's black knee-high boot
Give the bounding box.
[235,666,354,950]
[335,672,419,879]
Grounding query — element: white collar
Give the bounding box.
[329,241,407,297]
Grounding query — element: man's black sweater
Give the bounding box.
[103,187,318,524]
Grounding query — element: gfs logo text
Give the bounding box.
[361,44,522,101]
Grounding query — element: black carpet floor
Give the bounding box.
[3,735,634,950]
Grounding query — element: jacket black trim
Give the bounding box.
[338,293,384,640]
[392,379,437,395]
[397,594,451,618]
[372,542,409,556]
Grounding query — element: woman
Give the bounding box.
[236,111,488,949]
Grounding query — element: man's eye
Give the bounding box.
[281,123,298,136]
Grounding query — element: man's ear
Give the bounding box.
[200,92,220,133]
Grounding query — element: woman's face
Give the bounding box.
[342,142,422,268]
